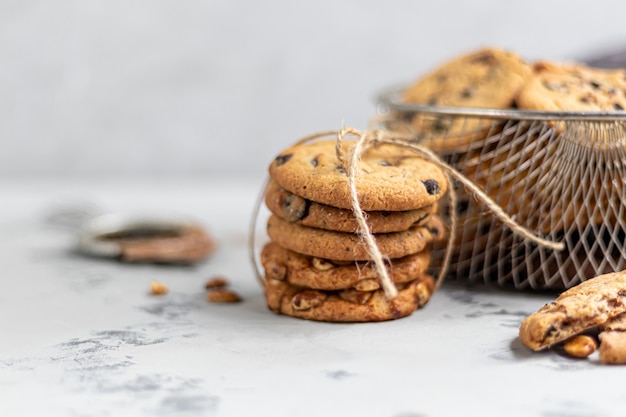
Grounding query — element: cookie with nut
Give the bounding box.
[519,270,626,364]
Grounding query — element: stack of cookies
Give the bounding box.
[260,138,448,322]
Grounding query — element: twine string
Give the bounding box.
[372,135,565,252]
[249,127,564,300]
[337,127,399,299]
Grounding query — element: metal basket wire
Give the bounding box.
[377,85,626,290]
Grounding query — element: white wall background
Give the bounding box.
[3,0,626,178]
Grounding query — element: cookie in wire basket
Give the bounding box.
[397,47,532,152]
[378,73,626,290]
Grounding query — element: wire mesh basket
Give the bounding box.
[377,85,626,290]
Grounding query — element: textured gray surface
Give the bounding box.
[3,0,626,176]
[2,177,626,417]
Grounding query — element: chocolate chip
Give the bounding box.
[310,157,319,167]
[456,199,469,214]
[545,324,557,337]
[398,111,414,122]
[607,299,621,308]
[590,80,601,89]
[470,52,495,64]
[432,118,451,132]
[615,103,624,110]
[461,88,473,99]
[335,165,347,175]
[282,194,310,222]
[422,179,440,195]
[275,153,293,166]
[579,94,597,104]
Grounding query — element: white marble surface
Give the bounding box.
[2,177,626,417]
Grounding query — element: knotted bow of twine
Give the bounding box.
[249,127,564,300]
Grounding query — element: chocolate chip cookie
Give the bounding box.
[264,275,435,322]
[266,214,444,261]
[401,48,532,151]
[265,179,437,233]
[516,61,626,112]
[518,270,626,351]
[269,139,447,212]
[261,241,431,291]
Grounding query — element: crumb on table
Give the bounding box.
[150,281,169,296]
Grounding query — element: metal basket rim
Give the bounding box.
[376,84,626,122]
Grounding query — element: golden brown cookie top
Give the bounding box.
[403,47,531,110]
[518,270,626,351]
[397,48,531,152]
[268,139,447,211]
[516,61,626,112]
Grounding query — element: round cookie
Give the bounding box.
[266,214,443,261]
[264,275,435,322]
[264,179,437,233]
[400,48,532,152]
[516,61,626,112]
[261,241,431,290]
[268,139,447,212]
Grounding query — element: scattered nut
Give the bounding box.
[311,257,334,271]
[150,281,168,296]
[205,276,229,289]
[265,261,287,280]
[354,278,380,292]
[291,290,326,310]
[563,335,598,359]
[207,288,242,303]
[339,289,373,305]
